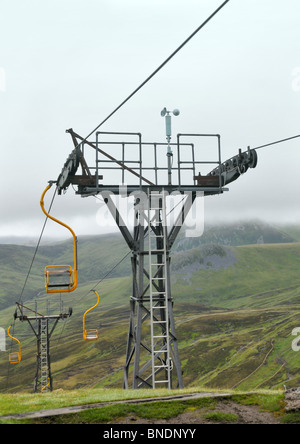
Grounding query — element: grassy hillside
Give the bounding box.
[0,233,130,309]
[1,222,300,394]
[0,390,289,424]
[172,243,300,308]
[0,221,296,309]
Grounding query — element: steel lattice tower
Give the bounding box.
[54,116,258,389]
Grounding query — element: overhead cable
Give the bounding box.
[253,134,300,151]
[76,0,231,146]
[17,186,57,307]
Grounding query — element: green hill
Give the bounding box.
[0,220,296,309]
[0,233,130,309]
[1,222,300,393]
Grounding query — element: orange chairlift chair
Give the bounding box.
[83,290,100,341]
[40,183,78,294]
[7,325,21,364]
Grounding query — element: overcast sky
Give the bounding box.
[1,0,300,241]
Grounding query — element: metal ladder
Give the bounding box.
[148,190,171,389]
[40,318,49,392]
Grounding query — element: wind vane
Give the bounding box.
[161,107,180,185]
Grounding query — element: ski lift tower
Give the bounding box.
[54,108,258,389]
[13,303,72,393]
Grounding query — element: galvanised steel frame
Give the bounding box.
[56,128,257,389]
[61,130,224,389]
[15,306,72,393]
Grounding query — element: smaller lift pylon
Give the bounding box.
[14,303,72,393]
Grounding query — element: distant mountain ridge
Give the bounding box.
[0,220,297,248]
[0,220,297,309]
[174,220,296,252]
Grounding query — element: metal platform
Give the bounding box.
[57,130,227,197]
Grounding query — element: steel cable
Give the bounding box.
[75,0,231,146]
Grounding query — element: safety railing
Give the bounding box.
[79,131,223,191]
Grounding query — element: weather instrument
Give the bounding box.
[161,108,180,185]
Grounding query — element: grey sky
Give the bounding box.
[0,0,300,239]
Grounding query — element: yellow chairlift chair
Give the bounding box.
[83,291,100,341]
[40,183,78,294]
[7,325,21,365]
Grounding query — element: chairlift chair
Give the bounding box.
[7,326,21,365]
[45,265,74,291]
[83,291,100,341]
[40,183,78,294]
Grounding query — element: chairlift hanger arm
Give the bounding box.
[41,183,78,270]
[7,325,21,364]
[7,326,21,348]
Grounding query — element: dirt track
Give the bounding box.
[112,400,280,425]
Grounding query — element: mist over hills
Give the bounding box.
[174,220,296,251]
[0,219,296,247]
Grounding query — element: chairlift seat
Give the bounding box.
[45,265,76,293]
[9,352,21,364]
[84,329,99,341]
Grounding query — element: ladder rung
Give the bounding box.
[148,250,166,256]
[154,380,170,383]
[153,320,167,324]
[142,296,166,301]
[140,251,166,256]
[153,335,168,338]
[151,302,167,305]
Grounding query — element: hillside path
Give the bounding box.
[1,392,233,420]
